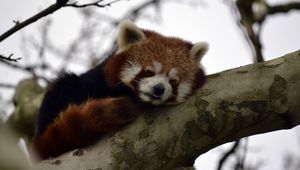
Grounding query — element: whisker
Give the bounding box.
[132,79,139,83]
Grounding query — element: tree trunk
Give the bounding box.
[33,50,300,170]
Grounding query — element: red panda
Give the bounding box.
[32,20,209,159]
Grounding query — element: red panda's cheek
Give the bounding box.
[119,63,142,87]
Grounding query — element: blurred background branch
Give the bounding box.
[0,54,21,62]
[224,0,300,63]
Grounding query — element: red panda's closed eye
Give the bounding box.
[143,69,155,77]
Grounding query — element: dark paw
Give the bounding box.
[112,97,140,118]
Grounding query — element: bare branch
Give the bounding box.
[268,2,300,15]
[65,0,126,8]
[217,140,241,170]
[0,3,63,43]
[0,54,21,62]
[226,0,300,63]
[0,59,32,72]
[0,0,126,43]
[0,83,15,89]
[0,59,49,82]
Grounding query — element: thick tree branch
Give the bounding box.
[29,50,300,169]
[0,0,125,43]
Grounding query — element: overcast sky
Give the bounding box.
[0,0,300,169]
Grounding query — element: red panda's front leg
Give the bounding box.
[32,97,139,159]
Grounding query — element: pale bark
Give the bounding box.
[28,50,300,169]
[0,122,31,170]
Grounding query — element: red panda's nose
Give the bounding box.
[152,83,165,97]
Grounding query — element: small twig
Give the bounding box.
[13,20,20,25]
[65,0,125,8]
[0,59,34,72]
[0,83,15,89]
[0,3,63,43]
[0,54,21,62]
[217,140,241,170]
[0,59,50,82]
[239,138,248,168]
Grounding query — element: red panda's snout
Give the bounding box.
[138,73,173,105]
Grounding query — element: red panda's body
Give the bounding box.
[32,21,209,159]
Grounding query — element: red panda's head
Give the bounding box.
[105,21,208,105]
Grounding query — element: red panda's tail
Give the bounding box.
[32,97,139,159]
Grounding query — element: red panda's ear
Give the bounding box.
[190,42,209,64]
[118,20,146,51]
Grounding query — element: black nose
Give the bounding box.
[152,83,165,97]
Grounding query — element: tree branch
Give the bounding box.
[217,140,241,170]
[0,59,50,82]
[268,2,300,15]
[0,3,63,43]
[0,82,15,89]
[229,1,300,63]
[65,0,125,8]
[0,54,21,62]
[29,50,300,169]
[0,0,126,43]
[235,0,264,62]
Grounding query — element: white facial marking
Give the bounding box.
[138,74,172,105]
[168,68,179,80]
[120,62,142,85]
[177,81,192,103]
[153,61,162,73]
[139,93,151,102]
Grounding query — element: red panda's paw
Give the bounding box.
[110,96,140,118]
[96,97,140,127]
[82,97,140,132]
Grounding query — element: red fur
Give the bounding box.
[103,52,129,88]
[32,97,139,159]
